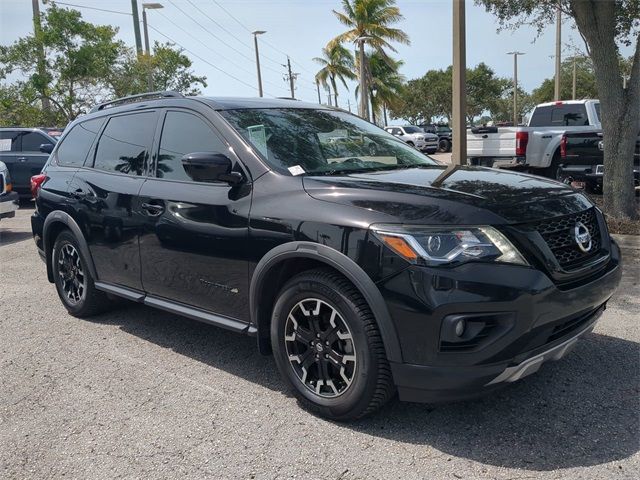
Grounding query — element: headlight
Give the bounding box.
[371,225,528,266]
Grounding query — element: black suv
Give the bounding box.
[31,92,621,420]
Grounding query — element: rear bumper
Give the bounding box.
[0,191,19,219]
[381,241,621,403]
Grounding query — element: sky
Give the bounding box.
[0,0,628,107]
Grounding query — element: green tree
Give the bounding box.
[477,0,640,220]
[329,0,410,119]
[109,42,207,97]
[313,43,356,109]
[0,83,66,127]
[491,85,535,124]
[0,4,126,122]
[530,56,598,104]
[356,50,404,124]
[466,62,509,123]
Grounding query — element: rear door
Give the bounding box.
[20,131,54,192]
[70,110,159,290]
[0,131,25,195]
[138,108,252,320]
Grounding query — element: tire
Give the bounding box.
[438,138,450,152]
[52,230,113,318]
[544,152,563,180]
[270,268,395,421]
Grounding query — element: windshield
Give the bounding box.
[220,108,438,175]
[402,126,423,134]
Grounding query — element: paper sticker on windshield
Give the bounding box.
[288,165,305,176]
[247,124,268,159]
[0,139,11,151]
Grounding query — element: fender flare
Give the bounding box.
[541,135,562,169]
[249,241,403,363]
[43,210,98,282]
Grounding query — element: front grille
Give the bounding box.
[529,208,601,269]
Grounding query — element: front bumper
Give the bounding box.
[380,241,622,403]
[0,191,19,219]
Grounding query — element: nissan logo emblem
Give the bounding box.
[574,222,592,253]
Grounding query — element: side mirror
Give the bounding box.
[181,152,243,185]
[39,143,54,154]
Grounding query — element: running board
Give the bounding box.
[95,282,250,334]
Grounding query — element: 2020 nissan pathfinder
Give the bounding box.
[31,92,621,420]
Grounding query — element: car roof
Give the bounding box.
[199,96,332,111]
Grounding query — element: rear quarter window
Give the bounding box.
[56,118,105,167]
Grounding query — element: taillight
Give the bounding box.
[30,174,46,198]
[515,131,529,157]
[560,134,567,158]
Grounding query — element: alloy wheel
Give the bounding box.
[284,298,357,398]
[57,243,86,305]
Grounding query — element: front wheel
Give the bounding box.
[270,269,394,421]
[438,138,450,152]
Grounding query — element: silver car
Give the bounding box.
[384,125,439,154]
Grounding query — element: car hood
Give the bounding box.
[302,165,593,225]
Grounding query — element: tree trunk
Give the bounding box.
[571,0,640,220]
[330,76,339,108]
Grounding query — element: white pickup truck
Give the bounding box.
[467,99,601,179]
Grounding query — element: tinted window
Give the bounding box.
[550,104,588,126]
[21,132,50,152]
[528,106,552,127]
[403,126,422,134]
[156,111,227,181]
[93,112,156,175]
[0,131,21,152]
[57,118,105,167]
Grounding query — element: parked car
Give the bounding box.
[32,92,621,420]
[384,125,438,154]
[421,124,452,152]
[0,128,57,198]
[0,160,19,221]
[40,127,65,141]
[558,130,640,192]
[466,99,601,178]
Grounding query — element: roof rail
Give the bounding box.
[90,91,185,113]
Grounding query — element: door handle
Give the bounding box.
[141,202,165,216]
[17,157,28,162]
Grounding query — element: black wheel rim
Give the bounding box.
[57,243,85,305]
[284,298,357,398]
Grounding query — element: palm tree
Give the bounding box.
[313,44,356,108]
[329,0,409,120]
[356,51,405,124]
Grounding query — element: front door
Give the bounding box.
[138,109,252,321]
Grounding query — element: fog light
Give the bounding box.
[455,319,466,337]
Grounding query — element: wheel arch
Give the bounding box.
[249,241,403,363]
[43,210,97,283]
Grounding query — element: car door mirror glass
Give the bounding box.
[39,143,54,154]
[180,152,242,184]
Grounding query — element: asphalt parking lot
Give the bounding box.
[1,205,638,480]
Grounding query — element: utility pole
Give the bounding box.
[554,4,561,101]
[347,99,351,113]
[131,0,143,54]
[141,3,163,92]
[32,0,51,115]
[572,56,577,99]
[507,51,524,126]
[283,57,298,99]
[451,0,466,166]
[252,31,266,97]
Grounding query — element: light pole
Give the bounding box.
[355,36,372,121]
[142,3,163,91]
[252,31,266,97]
[507,51,524,126]
[131,0,143,54]
[554,4,562,101]
[451,0,466,166]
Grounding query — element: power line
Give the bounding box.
[146,22,274,96]
[50,1,131,15]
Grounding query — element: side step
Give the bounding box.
[95,282,251,334]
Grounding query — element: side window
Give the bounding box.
[0,131,21,152]
[93,112,156,176]
[528,106,552,127]
[21,132,50,152]
[156,111,227,182]
[57,118,105,167]
[551,104,588,126]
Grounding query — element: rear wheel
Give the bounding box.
[271,268,395,421]
[53,231,113,318]
[438,138,450,152]
[544,152,563,180]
